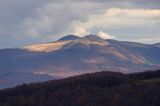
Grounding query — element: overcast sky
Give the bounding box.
[0,0,160,48]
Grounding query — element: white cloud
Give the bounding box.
[72,25,90,36]
[70,8,160,41]
[97,31,115,39]
[71,8,160,30]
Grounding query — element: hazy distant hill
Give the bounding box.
[0,34,160,89]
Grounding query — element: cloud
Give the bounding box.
[17,1,103,40]
[70,8,160,41]
[72,25,90,36]
[97,31,115,39]
[0,0,160,48]
[125,36,160,44]
[72,8,160,29]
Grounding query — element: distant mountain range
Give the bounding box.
[154,43,160,47]
[0,34,160,89]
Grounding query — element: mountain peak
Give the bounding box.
[58,35,80,41]
[82,34,104,41]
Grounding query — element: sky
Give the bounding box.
[0,0,160,48]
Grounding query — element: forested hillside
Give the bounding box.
[0,70,160,106]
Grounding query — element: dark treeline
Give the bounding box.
[129,70,160,80]
[0,70,160,106]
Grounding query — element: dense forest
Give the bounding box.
[0,70,160,106]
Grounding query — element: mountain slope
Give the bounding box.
[23,40,72,52]
[0,34,160,89]
[154,43,160,47]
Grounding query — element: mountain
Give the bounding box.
[0,34,160,89]
[154,43,160,47]
[58,35,80,41]
[0,71,160,106]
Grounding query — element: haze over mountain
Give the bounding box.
[0,34,160,89]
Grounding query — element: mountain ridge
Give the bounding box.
[58,35,80,41]
[154,43,160,47]
[0,34,160,89]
